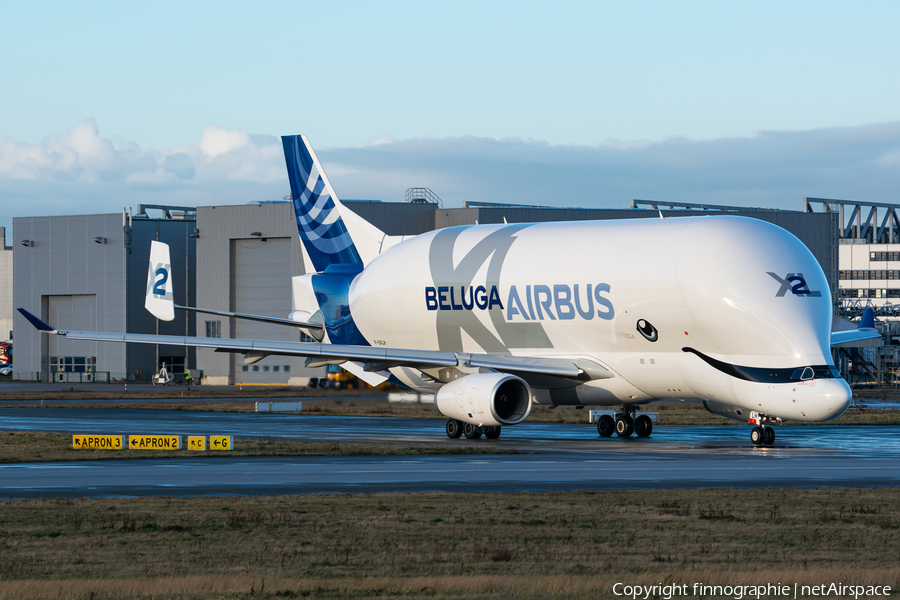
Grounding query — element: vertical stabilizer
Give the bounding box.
[282,135,390,273]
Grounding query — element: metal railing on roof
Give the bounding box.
[405,188,442,208]
[135,204,197,220]
[630,199,789,212]
[805,197,900,243]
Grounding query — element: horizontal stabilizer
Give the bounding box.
[173,305,324,333]
[831,308,881,346]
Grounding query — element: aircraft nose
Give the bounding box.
[817,377,852,422]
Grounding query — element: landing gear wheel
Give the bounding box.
[597,415,615,438]
[463,423,483,439]
[446,419,463,439]
[484,426,502,439]
[764,427,776,445]
[615,415,634,437]
[635,415,653,438]
[750,426,764,446]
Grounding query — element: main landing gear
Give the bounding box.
[749,411,778,446]
[445,419,501,440]
[596,405,653,439]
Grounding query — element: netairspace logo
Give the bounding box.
[611,582,891,599]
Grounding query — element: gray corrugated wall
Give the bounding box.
[343,201,437,235]
[195,203,315,384]
[13,214,127,381]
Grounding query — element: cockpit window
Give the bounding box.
[793,365,841,380]
[683,347,840,383]
[793,366,815,381]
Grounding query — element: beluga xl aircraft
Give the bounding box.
[19,135,880,446]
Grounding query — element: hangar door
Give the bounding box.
[48,295,100,381]
[232,238,296,383]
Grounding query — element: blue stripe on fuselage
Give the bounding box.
[311,265,369,346]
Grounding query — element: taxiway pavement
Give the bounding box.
[0,407,899,497]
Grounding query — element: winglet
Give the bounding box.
[17,308,56,332]
[859,307,875,330]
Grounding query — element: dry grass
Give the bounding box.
[0,431,517,464]
[0,400,261,412]
[0,570,896,599]
[0,386,316,400]
[0,488,897,598]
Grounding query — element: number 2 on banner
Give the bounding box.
[153,268,168,295]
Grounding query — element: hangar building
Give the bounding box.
[12,207,196,382]
[0,228,11,343]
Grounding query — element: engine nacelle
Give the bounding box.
[702,399,751,423]
[435,373,533,426]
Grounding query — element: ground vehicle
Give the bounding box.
[321,364,359,389]
[0,343,11,378]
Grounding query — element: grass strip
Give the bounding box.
[0,431,519,464]
[0,488,897,598]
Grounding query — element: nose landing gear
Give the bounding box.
[749,411,779,446]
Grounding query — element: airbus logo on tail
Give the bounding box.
[767,272,822,297]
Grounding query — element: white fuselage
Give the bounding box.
[318,216,849,423]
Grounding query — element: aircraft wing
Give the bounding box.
[830,307,881,346]
[17,308,612,382]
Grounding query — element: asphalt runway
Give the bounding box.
[1,407,899,498]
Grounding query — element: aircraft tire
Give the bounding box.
[446,419,463,439]
[597,415,615,437]
[764,427,776,445]
[750,426,764,445]
[615,415,634,437]
[484,426,502,439]
[635,415,653,438]
[463,423,483,439]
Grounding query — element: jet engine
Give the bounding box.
[435,373,533,426]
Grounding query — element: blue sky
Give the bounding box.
[1,1,899,235]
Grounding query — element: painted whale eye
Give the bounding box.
[636,319,658,342]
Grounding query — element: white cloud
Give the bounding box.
[355,134,396,148]
[0,120,288,185]
[198,125,251,157]
[1,119,899,236]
